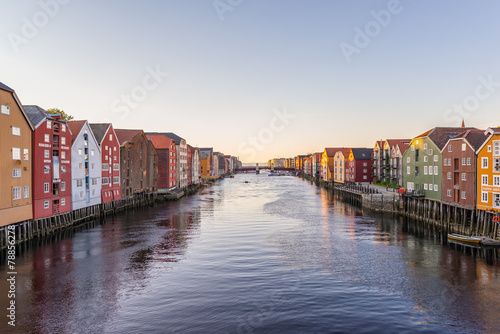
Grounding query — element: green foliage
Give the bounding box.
[46,108,74,121]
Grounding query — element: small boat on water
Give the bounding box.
[447,234,483,245]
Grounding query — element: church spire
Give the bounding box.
[461,119,465,127]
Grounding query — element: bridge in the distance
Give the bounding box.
[235,166,294,172]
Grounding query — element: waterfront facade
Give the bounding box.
[90,123,122,203]
[146,134,177,192]
[25,106,72,219]
[476,127,500,212]
[67,120,102,210]
[322,148,341,181]
[200,148,214,177]
[0,82,33,226]
[403,127,473,200]
[372,140,385,183]
[334,148,351,183]
[345,148,373,183]
[441,129,487,209]
[115,129,158,198]
[388,139,410,186]
[312,152,322,178]
[192,147,201,184]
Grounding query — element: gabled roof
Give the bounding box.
[66,120,87,143]
[447,129,488,151]
[23,105,55,129]
[200,152,209,159]
[374,140,384,150]
[351,148,373,160]
[199,147,213,154]
[115,129,143,146]
[0,82,34,130]
[89,123,111,144]
[324,147,344,157]
[415,127,476,150]
[146,132,184,145]
[146,134,174,149]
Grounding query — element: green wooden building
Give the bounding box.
[402,127,474,200]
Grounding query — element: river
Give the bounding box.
[1,173,500,333]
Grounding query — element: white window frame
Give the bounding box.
[482,157,488,169]
[12,147,21,160]
[44,134,50,143]
[1,104,10,115]
[434,184,438,191]
[434,166,438,175]
[461,191,466,199]
[44,182,50,193]
[461,173,466,181]
[12,168,21,177]
[12,127,21,136]
[447,189,451,197]
[46,120,52,129]
[13,187,21,200]
[482,175,488,185]
[482,191,488,203]
[44,200,50,209]
[23,186,29,198]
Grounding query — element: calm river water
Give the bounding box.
[1,173,500,333]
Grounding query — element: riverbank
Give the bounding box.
[300,173,500,242]
[0,179,214,250]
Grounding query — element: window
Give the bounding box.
[44,182,50,193]
[102,163,109,170]
[482,175,488,185]
[12,127,20,136]
[91,149,94,156]
[424,143,428,150]
[23,186,29,198]
[424,184,428,190]
[79,163,83,170]
[105,145,108,151]
[434,155,438,162]
[46,120,52,129]
[447,189,451,197]
[462,191,466,199]
[109,134,113,141]
[61,181,65,191]
[494,141,500,156]
[482,192,488,202]
[363,175,367,180]
[44,165,50,174]
[411,145,415,152]
[61,198,65,206]
[363,162,367,166]
[114,156,117,161]
[92,178,98,185]
[113,176,119,184]
[113,163,119,170]
[61,165,66,173]
[434,184,438,191]
[461,143,466,151]
[447,172,451,180]
[105,155,108,160]
[428,149,433,155]
[432,166,438,175]
[12,147,21,160]
[482,158,488,169]
[424,156,428,162]
[448,145,452,152]
[114,146,116,151]
[76,179,83,187]
[62,124,66,132]
[12,169,21,177]
[61,137,66,145]
[494,176,500,186]
[494,193,500,208]
[44,200,50,209]
[424,166,428,175]
[13,187,21,200]
[102,177,109,185]
[23,149,29,160]
[44,150,50,159]
[488,145,492,152]
[462,158,466,166]
[429,166,433,175]
[44,134,50,143]
[78,148,82,156]
[462,173,466,181]
[1,104,10,115]
[61,151,66,159]
[467,158,471,165]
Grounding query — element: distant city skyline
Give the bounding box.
[2,1,500,163]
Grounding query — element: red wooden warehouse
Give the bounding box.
[146,134,177,193]
[89,123,122,203]
[345,148,373,183]
[24,106,72,219]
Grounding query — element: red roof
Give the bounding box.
[115,129,142,145]
[324,147,345,157]
[386,139,411,153]
[415,127,477,150]
[66,120,87,143]
[146,134,174,149]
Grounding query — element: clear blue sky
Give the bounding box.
[2,0,500,163]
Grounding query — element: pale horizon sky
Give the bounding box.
[2,0,500,163]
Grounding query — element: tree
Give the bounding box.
[46,108,74,121]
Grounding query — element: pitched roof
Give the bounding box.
[374,140,384,150]
[146,134,174,149]
[23,105,54,128]
[449,129,488,151]
[415,127,476,150]
[89,123,111,143]
[0,82,14,92]
[66,120,87,142]
[351,148,373,160]
[115,129,142,146]
[324,147,344,157]
[146,132,184,145]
